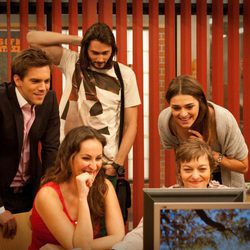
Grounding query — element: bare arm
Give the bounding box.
[35,174,94,249]
[188,129,249,174]
[26,31,82,65]
[91,180,125,250]
[105,106,138,175]
[39,181,125,250]
[39,244,64,250]
[0,210,17,239]
[115,106,138,165]
[213,151,248,174]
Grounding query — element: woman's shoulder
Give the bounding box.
[36,182,60,200]
[105,178,116,191]
[159,107,171,121]
[209,101,239,133]
[35,182,63,211]
[158,107,172,133]
[209,101,234,119]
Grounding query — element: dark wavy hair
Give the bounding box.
[42,125,108,220]
[166,75,214,144]
[175,138,216,183]
[11,48,52,80]
[79,22,117,70]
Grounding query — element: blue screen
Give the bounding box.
[160,208,250,250]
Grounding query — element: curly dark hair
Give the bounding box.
[175,138,216,184]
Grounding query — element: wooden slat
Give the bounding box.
[165,0,176,83]
[196,0,207,93]
[243,0,250,180]
[132,0,144,227]
[116,0,127,64]
[69,0,78,52]
[227,0,240,123]
[180,0,191,74]
[164,0,176,187]
[82,0,97,35]
[116,1,129,184]
[36,0,45,30]
[20,0,29,49]
[52,0,62,101]
[211,0,224,105]
[7,0,11,81]
[149,0,160,188]
[98,0,112,29]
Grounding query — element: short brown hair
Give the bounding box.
[175,138,216,174]
[11,48,53,80]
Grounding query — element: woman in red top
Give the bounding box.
[29,126,124,250]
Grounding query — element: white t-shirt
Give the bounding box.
[59,48,141,160]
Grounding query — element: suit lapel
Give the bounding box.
[8,83,24,157]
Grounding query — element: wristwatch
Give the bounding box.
[217,153,223,164]
[112,162,125,177]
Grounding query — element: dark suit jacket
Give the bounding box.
[0,82,60,208]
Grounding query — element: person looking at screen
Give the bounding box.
[29,126,124,250]
[112,138,228,250]
[0,48,60,239]
[171,138,228,189]
[158,75,248,188]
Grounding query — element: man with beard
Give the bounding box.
[27,24,141,221]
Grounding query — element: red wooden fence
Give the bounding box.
[52,0,62,102]
[69,0,78,52]
[20,0,28,50]
[149,0,160,188]
[212,0,224,106]
[228,0,240,123]
[164,0,176,187]
[36,0,45,31]
[3,1,250,228]
[132,0,144,227]
[82,0,97,34]
[6,0,11,81]
[196,0,207,92]
[180,0,191,75]
[243,1,250,181]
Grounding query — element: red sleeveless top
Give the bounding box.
[28,182,100,250]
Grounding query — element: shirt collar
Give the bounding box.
[15,88,35,110]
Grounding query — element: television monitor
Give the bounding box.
[143,188,246,250]
[143,188,245,203]
[153,202,250,250]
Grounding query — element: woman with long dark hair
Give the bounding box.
[29,126,124,250]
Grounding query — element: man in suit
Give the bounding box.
[0,48,60,238]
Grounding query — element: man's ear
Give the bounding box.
[13,74,22,87]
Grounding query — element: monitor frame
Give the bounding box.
[143,188,245,250]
